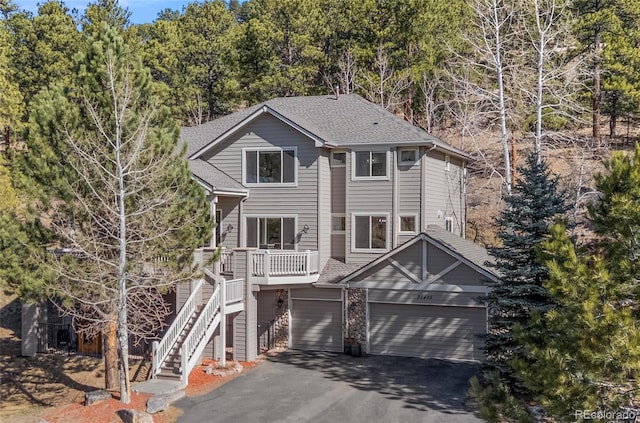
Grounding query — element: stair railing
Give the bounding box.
[151,278,204,379]
[180,282,222,384]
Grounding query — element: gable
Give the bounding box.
[341,233,498,293]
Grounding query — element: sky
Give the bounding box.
[14,0,196,24]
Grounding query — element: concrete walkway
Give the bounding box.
[133,379,183,396]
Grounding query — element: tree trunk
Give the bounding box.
[103,320,119,390]
[593,29,602,147]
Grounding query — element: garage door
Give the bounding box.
[290,299,342,352]
[369,303,485,361]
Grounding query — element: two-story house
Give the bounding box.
[146,94,498,384]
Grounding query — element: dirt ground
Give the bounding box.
[0,353,255,423]
[0,293,255,423]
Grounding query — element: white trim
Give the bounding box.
[445,216,454,233]
[387,258,422,284]
[398,214,418,234]
[350,212,390,253]
[350,150,390,181]
[398,147,418,165]
[331,214,346,234]
[243,214,299,251]
[341,233,500,284]
[241,146,298,187]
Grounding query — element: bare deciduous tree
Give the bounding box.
[27,26,212,404]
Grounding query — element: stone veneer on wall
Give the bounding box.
[347,288,366,346]
[275,289,289,348]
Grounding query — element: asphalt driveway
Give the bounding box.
[175,350,484,423]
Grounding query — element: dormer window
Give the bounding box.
[353,151,389,180]
[243,147,296,185]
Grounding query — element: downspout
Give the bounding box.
[392,148,398,247]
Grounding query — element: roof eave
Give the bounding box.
[188,105,328,160]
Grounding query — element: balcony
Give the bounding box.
[199,248,319,285]
[251,250,320,285]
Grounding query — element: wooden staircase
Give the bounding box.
[151,277,244,387]
[156,305,204,381]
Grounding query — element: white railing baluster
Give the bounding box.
[152,279,204,379]
[249,250,319,282]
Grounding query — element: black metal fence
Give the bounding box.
[257,319,276,353]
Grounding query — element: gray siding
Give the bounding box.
[331,166,346,213]
[396,149,422,222]
[257,290,276,323]
[369,303,485,361]
[423,150,465,235]
[218,196,241,249]
[290,287,342,300]
[204,114,319,252]
[331,234,345,259]
[317,151,331,270]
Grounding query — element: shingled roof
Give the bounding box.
[189,159,247,194]
[183,94,468,160]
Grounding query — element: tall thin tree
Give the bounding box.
[25,25,212,403]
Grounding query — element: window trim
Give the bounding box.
[242,147,298,186]
[445,216,454,233]
[330,151,347,167]
[331,213,346,234]
[398,148,418,166]
[398,214,418,235]
[244,214,298,251]
[351,150,390,181]
[350,212,390,253]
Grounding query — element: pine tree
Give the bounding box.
[24,24,213,403]
[514,144,640,418]
[483,151,569,388]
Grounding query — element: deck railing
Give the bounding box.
[225,278,243,303]
[152,278,204,378]
[220,250,234,275]
[251,250,319,278]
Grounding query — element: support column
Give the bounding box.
[22,302,46,357]
[232,248,258,362]
[219,278,226,367]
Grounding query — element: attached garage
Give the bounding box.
[369,303,485,361]
[330,227,499,362]
[290,288,343,352]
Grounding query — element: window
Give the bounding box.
[353,151,388,179]
[445,216,454,233]
[330,152,346,167]
[352,214,388,251]
[246,217,296,250]
[398,148,418,165]
[331,214,346,233]
[244,148,296,185]
[399,215,417,234]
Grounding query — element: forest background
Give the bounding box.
[1,0,640,419]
